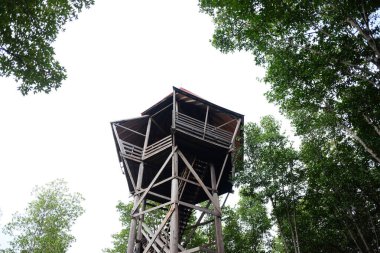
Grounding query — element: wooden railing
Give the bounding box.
[144,135,172,160]
[119,140,143,162]
[175,112,233,148]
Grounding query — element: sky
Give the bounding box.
[0,0,287,252]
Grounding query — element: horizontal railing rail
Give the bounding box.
[144,135,172,160]
[175,112,233,148]
[119,140,143,162]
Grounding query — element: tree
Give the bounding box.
[238,116,304,253]
[223,193,271,253]
[2,179,85,253]
[0,0,94,95]
[199,0,380,165]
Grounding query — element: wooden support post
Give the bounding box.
[210,164,225,253]
[203,105,209,139]
[142,117,152,158]
[127,162,144,253]
[170,150,179,253]
[136,199,146,253]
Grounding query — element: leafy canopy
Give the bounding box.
[2,179,85,253]
[0,0,94,95]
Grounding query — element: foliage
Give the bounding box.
[199,0,380,164]
[199,1,380,252]
[2,179,85,253]
[102,201,133,253]
[223,193,271,253]
[237,116,304,253]
[103,200,167,253]
[0,0,94,95]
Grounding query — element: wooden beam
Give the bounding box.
[127,162,144,253]
[141,224,170,253]
[172,91,176,129]
[202,105,209,139]
[151,102,173,118]
[115,123,146,137]
[214,118,236,130]
[131,148,176,214]
[146,190,171,202]
[152,118,167,135]
[134,176,173,195]
[136,199,146,253]
[142,117,152,158]
[178,201,217,216]
[211,164,225,253]
[143,206,175,253]
[170,151,179,253]
[216,153,229,189]
[221,192,230,209]
[122,157,136,192]
[177,176,213,191]
[229,118,241,150]
[177,150,221,214]
[183,201,211,248]
[133,201,171,217]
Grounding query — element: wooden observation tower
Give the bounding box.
[111,87,244,253]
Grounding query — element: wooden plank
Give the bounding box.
[131,148,176,214]
[177,150,221,213]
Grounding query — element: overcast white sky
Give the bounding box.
[0,0,286,252]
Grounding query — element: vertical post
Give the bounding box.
[170,150,179,253]
[210,164,225,253]
[142,118,152,159]
[127,163,144,253]
[203,105,209,139]
[135,199,146,253]
[172,91,176,130]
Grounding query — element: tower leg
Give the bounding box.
[210,164,225,253]
[170,151,179,253]
[135,199,146,253]
[127,163,144,253]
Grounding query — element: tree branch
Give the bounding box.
[343,125,380,164]
[346,17,380,63]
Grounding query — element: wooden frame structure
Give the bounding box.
[111,87,244,253]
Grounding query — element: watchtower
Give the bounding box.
[111,87,243,253]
